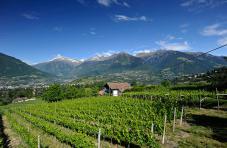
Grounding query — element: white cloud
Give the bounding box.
[165,35,183,40]
[114,15,150,22]
[181,0,193,7]
[166,35,176,40]
[22,13,39,20]
[90,31,96,35]
[89,28,97,35]
[180,0,227,12]
[181,0,227,7]
[180,23,189,28]
[122,2,130,7]
[156,40,191,51]
[181,29,188,34]
[97,0,130,7]
[217,37,227,45]
[97,0,112,6]
[53,27,63,32]
[77,0,85,4]
[181,0,206,7]
[201,24,227,36]
[179,23,189,33]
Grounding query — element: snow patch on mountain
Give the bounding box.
[51,54,81,63]
[87,51,119,61]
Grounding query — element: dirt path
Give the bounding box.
[0,114,9,148]
[2,115,28,148]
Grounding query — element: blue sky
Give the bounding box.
[0,0,227,64]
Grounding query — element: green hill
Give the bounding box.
[0,53,50,77]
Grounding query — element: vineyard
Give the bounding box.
[0,88,226,147]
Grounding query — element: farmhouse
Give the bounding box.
[12,97,36,103]
[99,82,131,96]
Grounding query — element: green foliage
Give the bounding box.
[2,83,225,147]
[123,85,222,108]
[0,88,34,105]
[7,97,165,147]
[125,85,159,92]
[42,84,63,102]
[173,66,227,90]
[5,112,37,147]
[5,109,94,147]
[161,80,171,87]
[42,84,97,102]
[208,67,227,90]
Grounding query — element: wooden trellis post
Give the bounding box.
[162,114,167,144]
[173,107,176,132]
[151,122,154,134]
[38,135,40,148]
[98,128,101,148]
[216,88,219,110]
[180,106,184,126]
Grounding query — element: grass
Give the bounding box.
[165,107,227,148]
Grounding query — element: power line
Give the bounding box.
[142,44,227,80]
[157,43,227,81]
[143,49,169,64]
[170,43,227,71]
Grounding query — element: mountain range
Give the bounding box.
[0,50,226,86]
[33,50,227,84]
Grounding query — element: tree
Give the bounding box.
[161,80,171,87]
[42,84,63,102]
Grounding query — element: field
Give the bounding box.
[0,87,227,148]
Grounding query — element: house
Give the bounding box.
[99,82,131,96]
[12,97,36,103]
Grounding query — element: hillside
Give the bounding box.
[72,52,144,77]
[137,50,227,74]
[0,53,50,77]
[174,66,227,89]
[0,53,55,86]
[34,55,81,77]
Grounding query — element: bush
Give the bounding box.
[42,84,97,102]
[161,80,171,87]
[42,84,63,102]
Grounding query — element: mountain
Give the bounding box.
[72,52,144,77]
[0,53,50,77]
[33,50,227,84]
[86,54,112,61]
[136,50,227,75]
[3,50,225,86]
[34,55,81,77]
[0,53,55,87]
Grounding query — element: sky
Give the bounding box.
[0,0,227,64]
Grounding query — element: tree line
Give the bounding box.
[42,84,99,102]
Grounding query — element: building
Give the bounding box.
[99,82,131,96]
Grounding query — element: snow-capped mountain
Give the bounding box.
[33,51,227,80]
[86,53,114,61]
[34,54,82,77]
[50,54,82,63]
